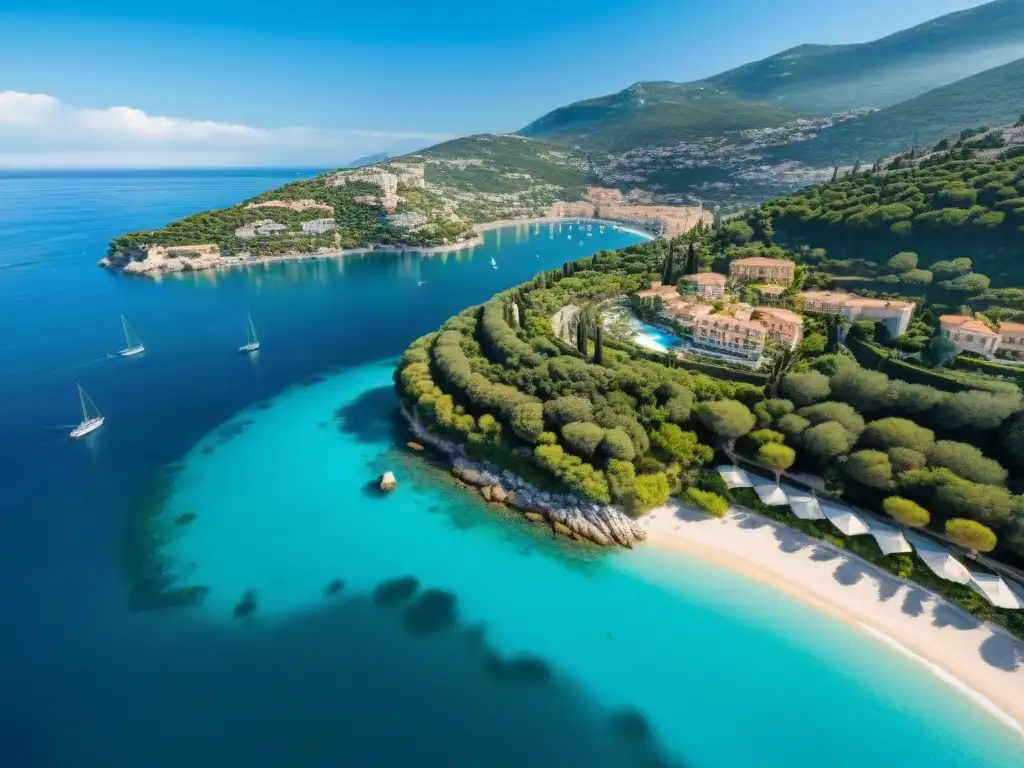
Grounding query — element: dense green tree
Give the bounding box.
[934,390,1020,430]
[888,447,927,474]
[934,476,1015,524]
[765,346,802,399]
[722,220,754,245]
[927,440,1007,486]
[887,252,918,272]
[694,400,756,451]
[847,320,876,342]
[593,324,604,365]
[748,429,785,447]
[758,443,796,482]
[828,366,891,413]
[799,333,826,356]
[927,329,958,367]
[650,423,713,469]
[939,273,991,294]
[576,314,588,356]
[883,497,930,528]
[944,518,998,553]
[661,245,675,286]
[901,269,933,285]
[845,450,893,490]
[544,396,594,427]
[606,459,636,503]
[798,402,865,440]
[777,413,811,442]
[561,422,606,459]
[802,421,854,459]
[930,258,972,280]
[780,371,831,407]
[511,402,545,444]
[862,418,935,451]
[685,487,729,518]
[632,473,670,512]
[598,427,636,462]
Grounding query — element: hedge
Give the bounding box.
[952,356,1024,387]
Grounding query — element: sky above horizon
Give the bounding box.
[0,0,992,168]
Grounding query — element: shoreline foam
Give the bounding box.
[641,503,1024,736]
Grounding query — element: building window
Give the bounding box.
[966,334,974,342]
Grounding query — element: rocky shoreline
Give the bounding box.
[401,407,646,547]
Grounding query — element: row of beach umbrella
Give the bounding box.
[715,465,1024,611]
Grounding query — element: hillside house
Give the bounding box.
[800,291,915,337]
[679,272,726,299]
[729,257,796,286]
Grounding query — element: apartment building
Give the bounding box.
[729,257,796,286]
[757,307,804,350]
[301,218,337,235]
[679,272,726,299]
[998,321,1024,358]
[799,290,915,337]
[693,313,767,363]
[939,315,1000,357]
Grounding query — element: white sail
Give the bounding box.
[239,313,260,353]
[70,385,104,438]
[119,315,145,356]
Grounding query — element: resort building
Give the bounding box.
[729,257,796,286]
[939,315,1000,357]
[693,312,767,363]
[234,219,286,239]
[998,321,1024,358]
[757,307,804,350]
[754,285,786,304]
[799,290,915,337]
[300,218,337,235]
[679,272,726,299]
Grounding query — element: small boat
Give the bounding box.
[118,315,144,356]
[239,313,260,353]
[70,385,104,439]
[490,257,497,269]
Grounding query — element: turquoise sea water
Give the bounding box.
[1,170,1021,767]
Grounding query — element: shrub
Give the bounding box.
[544,396,594,427]
[599,428,636,462]
[927,440,1007,486]
[749,429,785,447]
[845,450,893,490]
[685,487,729,518]
[633,473,670,512]
[780,371,831,406]
[650,423,713,469]
[511,402,545,444]
[561,422,606,459]
[777,413,811,441]
[828,366,890,413]
[944,518,998,553]
[887,251,918,272]
[606,459,636,503]
[798,402,865,439]
[882,496,930,528]
[862,418,935,451]
[802,421,855,459]
[934,476,1015,524]
[764,398,794,419]
[888,447,927,474]
[933,389,1021,431]
[694,400,756,445]
[901,269,933,285]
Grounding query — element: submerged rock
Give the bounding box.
[324,579,344,596]
[233,590,258,619]
[406,441,425,452]
[379,471,397,492]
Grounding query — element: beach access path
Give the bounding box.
[642,503,1024,735]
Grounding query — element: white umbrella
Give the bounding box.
[969,573,1024,610]
[716,465,753,489]
[905,533,972,585]
[870,523,912,555]
[754,483,790,506]
[787,493,825,520]
[821,501,870,536]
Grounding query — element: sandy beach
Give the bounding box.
[641,503,1024,735]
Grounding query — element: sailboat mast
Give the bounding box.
[121,315,130,346]
[78,385,88,420]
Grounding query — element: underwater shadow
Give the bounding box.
[335,385,403,445]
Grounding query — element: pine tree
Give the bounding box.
[661,245,675,286]
[594,324,603,365]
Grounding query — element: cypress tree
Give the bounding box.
[830,165,839,182]
[594,324,603,365]
[687,241,697,275]
[661,245,675,286]
[576,314,587,356]
[516,296,527,328]
[562,262,569,278]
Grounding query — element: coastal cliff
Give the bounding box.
[402,406,646,547]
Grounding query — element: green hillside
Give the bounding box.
[755,141,1024,287]
[779,58,1024,166]
[518,81,801,152]
[703,0,1024,114]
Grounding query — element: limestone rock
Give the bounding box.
[406,441,425,452]
[480,485,492,502]
[379,471,397,492]
[525,512,546,523]
[490,485,509,504]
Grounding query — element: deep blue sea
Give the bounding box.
[1,169,1021,768]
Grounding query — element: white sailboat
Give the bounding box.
[70,385,104,438]
[118,315,145,356]
[489,257,497,269]
[239,313,260,353]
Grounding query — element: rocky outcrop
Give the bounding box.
[380,471,397,492]
[401,406,646,547]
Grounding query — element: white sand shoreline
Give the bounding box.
[641,503,1024,736]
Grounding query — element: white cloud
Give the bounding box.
[0,91,452,167]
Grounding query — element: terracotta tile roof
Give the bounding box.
[758,307,804,325]
[800,290,914,311]
[999,321,1024,335]
[940,314,999,336]
[681,272,726,284]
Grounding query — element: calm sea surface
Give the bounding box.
[0,169,1020,767]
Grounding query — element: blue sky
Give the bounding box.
[0,0,991,167]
